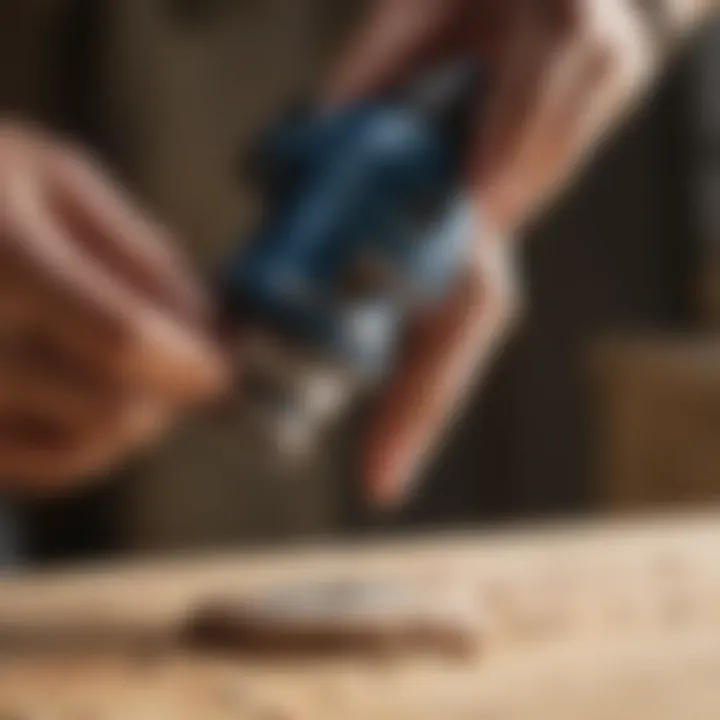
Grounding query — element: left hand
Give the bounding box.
[0,124,229,493]
[324,0,653,506]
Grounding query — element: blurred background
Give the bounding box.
[1,0,718,567]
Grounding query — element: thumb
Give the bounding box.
[322,0,461,108]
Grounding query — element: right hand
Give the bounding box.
[325,0,654,505]
[0,123,229,493]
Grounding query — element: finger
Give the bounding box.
[71,393,172,468]
[0,349,119,429]
[47,148,211,327]
[3,181,229,402]
[323,0,524,108]
[518,7,647,220]
[322,0,462,107]
[482,36,613,226]
[530,41,616,205]
[470,3,570,215]
[555,1,654,149]
[0,396,171,494]
[364,232,517,507]
[0,418,117,493]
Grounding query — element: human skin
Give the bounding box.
[0,0,714,498]
[0,124,229,492]
[324,0,718,506]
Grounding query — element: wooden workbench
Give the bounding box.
[1,513,719,719]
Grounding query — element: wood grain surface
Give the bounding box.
[1,513,719,719]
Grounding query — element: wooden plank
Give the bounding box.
[0,514,719,719]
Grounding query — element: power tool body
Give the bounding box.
[221,62,484,455]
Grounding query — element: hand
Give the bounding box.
[325,0,653,506]
[0,123,229,493]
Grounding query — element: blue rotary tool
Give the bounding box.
[220,60,484,456]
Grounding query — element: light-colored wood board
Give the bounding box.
[1,513,719,719]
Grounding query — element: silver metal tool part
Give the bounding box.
[237,331,363,459]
